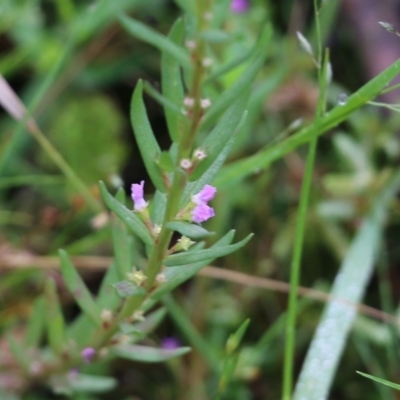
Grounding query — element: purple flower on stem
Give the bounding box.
[192,184,217,204]
[192,203,215,223]
[161,337,180,350]
[231,0,249,13]
[81,347,96,364]
[191,185,217,223]
[131,181,148,211]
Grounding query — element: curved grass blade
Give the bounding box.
[216,58,400,189]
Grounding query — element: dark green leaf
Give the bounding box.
[99,181,153,245]
[131,80,165,192]
[112,344,191,362]
[166,221,214,239]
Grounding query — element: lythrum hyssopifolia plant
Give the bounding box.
[3,1,400,399]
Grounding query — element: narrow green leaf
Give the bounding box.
[161,18,186,143]
[166,221,215,239]
[131,80,165,192]
[67,262,121,346]
[99,181,153,245]
[59,250,102,327]
[150,190,167,226]
[181,113,246,206]
[164,232,253,266]
[112,188,132,279]
[191,95,248,180]
[293,172,400,400]
[216,57,400,189]
[119,13,191,70]
[45,278,67,355]
[200,24,272,130]
[151,230,235,301]
[68,373,117,393]
[226,319,250,354]
[24,296,46,348]
[159,151,175,173]
[112,344,191,362]
[356,371,400,391]
[7,334,30,372]
[112,281,147,298]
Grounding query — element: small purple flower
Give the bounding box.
[192,203,215,223]
[81,347,96,364]
[161,337,180,350]
[231,0,249,13]
[192,185,217,204]
[131,181,148,211]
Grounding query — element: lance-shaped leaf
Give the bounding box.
[151,230,235,301]
[357,372,400,391]
[164,232,253,266]
[99,181,153,245]
[200,24,272,130]
[67,262,121,346]
[181,112,247,206]
[166,221,214,239]
[45,278,67,355]
[162,18,186,143]
[191,94,249,181]
[59,250,102,327]
[68,373,117,394]
[131,80,165,192]
[111,188,132,279]
[7,334,30,372]
[112,344,191,362]
[119,13,191,70]
[24,296,46,348]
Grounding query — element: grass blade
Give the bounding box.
[293,172,400,400]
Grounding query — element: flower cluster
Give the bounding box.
[131,181,216,224]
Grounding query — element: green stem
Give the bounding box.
[282,2,324,398]
[282,134,318,400]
